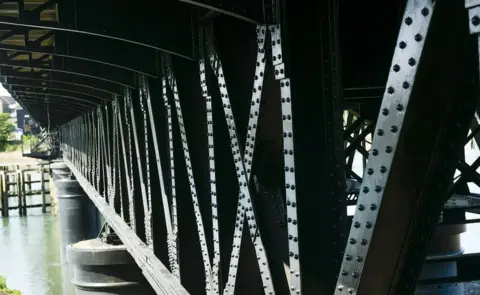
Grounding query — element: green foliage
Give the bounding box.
[0,276,22,295]
[0,114,15,142]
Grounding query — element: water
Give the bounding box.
[0,171,73,295]
[0,213,67,295]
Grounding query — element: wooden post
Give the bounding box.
[4,173,9,217]
[17,170,23,216]
[0,172,3,217]
[41,166,46,213]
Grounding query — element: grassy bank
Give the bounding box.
[0,277,21,295]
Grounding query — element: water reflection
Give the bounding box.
[0,211,70,295]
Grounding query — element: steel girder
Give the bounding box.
[0,23,160,75]
[335,1,479,294]
[0,68,123,94]
[1,76,113,100]
[0,0,195,58]
[0,52,136,87]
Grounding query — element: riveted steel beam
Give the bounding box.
[335,0,479,294]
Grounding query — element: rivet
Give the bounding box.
[408,58,416,66]
[473,15,480,26]
[393,64,400,72]
[358,204,365,211]
[382,108,389,116]
[367,168,374,175]
[414,34,423,42]
[377,129,384,136]
[385,146,393,153]
[380,166,387,173]
[374,186,382,193]
[362,187,369,193]
[354,222,360,228]
[399,41,407,49]
[370,204,377,210]
[402,81,410,89]
[391,125,398,133]
[349,238,356,244]
[387,87,395,94]
[372,149,379,156]
[396,104,404,111]
[405,17,413,25]
[421,7,429,16]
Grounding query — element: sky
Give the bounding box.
[0,83,11,97]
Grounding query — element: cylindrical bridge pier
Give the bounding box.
[67,238,156,294]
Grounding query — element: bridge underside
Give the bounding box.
[5,0,480,295]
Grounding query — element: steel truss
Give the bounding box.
[25,1,480,295]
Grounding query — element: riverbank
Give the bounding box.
[0,152,39,166]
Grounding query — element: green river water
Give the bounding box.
[0,210,73,295]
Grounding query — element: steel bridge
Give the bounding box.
[4,0,480,294]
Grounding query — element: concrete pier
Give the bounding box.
[67,239,156,294]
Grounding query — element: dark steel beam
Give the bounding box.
[0,0,195,59]
[0,52,136,87]
[0,68,123,94]
[6,84,109,103]
[16,96,90,112]
[2,76,113,100]
[10,90,100,107]
[178,0,265,24]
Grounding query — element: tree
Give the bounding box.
[0,113,15,142]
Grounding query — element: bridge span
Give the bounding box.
[2,0,480,294]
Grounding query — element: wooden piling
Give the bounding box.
[17,171,23,216]
[41,166,46,213]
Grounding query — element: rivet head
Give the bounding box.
[354,221,360,228]
[414,34,423,42]
[396,104,404,111]
[399,41,407,49]
[367,168,374,175]
[380,166,387,173]
[421,7,429,16]
[370,204,377,210]
[405,17,413,25]
[408,58,416,66]
[349,238,356,244]
[372,149,379,156]
[393,64,400,72]
[387,87,395,94]
[473,15,480,26]
[382,108,389,116]
[358,204,365,211]
[362,187,369,193]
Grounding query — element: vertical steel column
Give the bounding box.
[335,0,479,294]
[283,0,348,294]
